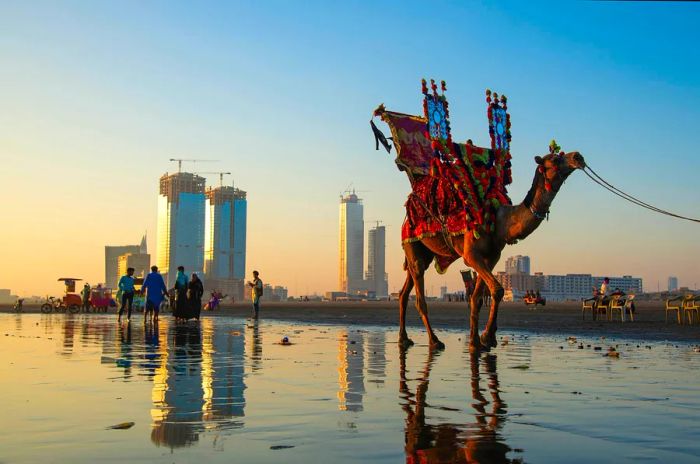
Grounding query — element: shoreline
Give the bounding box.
[3,300,699,343]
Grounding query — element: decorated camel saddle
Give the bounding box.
[372,80,513,261]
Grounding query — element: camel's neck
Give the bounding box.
[501,171,556,244]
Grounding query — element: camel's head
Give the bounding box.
[534,151,585,192]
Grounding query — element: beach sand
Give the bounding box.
[4,300,698,343]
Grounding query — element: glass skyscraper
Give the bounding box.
[339,192,364,294]
[366,224,388,297]
[157,172,206,287]
[204,185,247,280]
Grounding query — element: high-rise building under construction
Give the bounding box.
[157,172,206,287]
[204,184,247,300]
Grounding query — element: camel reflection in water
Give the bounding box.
[400,347,520,464]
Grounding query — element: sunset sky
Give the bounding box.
[2,1,699,297]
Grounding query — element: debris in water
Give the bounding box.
[107,422,134,430]
[270,445,295,450]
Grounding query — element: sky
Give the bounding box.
[1,0,699,297]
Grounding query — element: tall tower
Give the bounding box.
[339,192,364,294]
[157,172,206,287]
[505,255,530,275]
[366,224,388,297]
[204,185,247,294]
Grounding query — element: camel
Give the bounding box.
[398,151,586,351]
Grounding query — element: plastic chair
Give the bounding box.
[609,295,626,322]
[582,298,596,320]
[682,295,699,325]
[665,296,683,324]
[596,297,611,321]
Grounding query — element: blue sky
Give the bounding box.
[1,1,698,295]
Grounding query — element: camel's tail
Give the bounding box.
[403,257,408,271]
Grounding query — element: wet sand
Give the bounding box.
[4,300,699,343]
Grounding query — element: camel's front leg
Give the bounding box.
[412,269,444,350]
[470,263,503,349]
[398,273,415,348]
[468,277,485,352]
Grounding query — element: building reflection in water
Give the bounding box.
[366,331,386,385]
[150,320,247,449]
[400,348,519,463]
[337,330,365,412]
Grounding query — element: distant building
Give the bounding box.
[257,284,288,302]
[0,289,18,305]
[157,172,206,287]
[105,234,147,289]
[542,274,643,301]
[496,271,544,296]
[339,192,365,294]
[204,184,247,301]
[117,252,151,280]
[668,276,679,292]
[365,224,388,297]
[505,255,530,275]
[440,286,448,299]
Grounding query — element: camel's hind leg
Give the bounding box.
[398,270,415,348]
[403,241,443,350]
[468,277,485,352]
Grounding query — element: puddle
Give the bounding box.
[1,314,699,463]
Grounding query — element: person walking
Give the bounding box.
[173,266,189,322]
[141,265,168,322]
[247,270,263,319]
[118,267,136,322]
[187,273,204,321]
[81,283,91,312]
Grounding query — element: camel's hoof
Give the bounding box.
[480,333,498,349]
[430,339,446,351]
[399,337,415,348]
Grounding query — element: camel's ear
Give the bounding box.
[534,156,543,165]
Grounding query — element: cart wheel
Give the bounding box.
[68,304,80,314]
[40,303,52,314]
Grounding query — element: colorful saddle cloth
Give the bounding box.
[374,83,513,272]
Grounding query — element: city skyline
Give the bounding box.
[1,2,699,297]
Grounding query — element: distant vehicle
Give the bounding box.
[41,296,80,314]
[13,299,24,313]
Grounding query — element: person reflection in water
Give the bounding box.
[400,347,517,463]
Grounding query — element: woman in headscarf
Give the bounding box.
[187,273,204,321]
[173,266,189,322]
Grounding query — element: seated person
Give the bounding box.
[599,277,610,305]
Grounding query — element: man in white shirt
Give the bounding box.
[247,270,263,319]
[600,277,610,304]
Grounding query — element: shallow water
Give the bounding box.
[1,314,699,463]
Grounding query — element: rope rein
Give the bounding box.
[582,165,700,223]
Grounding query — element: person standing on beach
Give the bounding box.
[173,266,189,322]
[187,273,204,321]
[247,270,263,319]
[118,267,136,322]
[142,265,168,322]
[81,283,91,312]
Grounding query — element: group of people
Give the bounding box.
[116,265,264,322]
[172,266,204,323]
[587,277,636,313]
[523,290,546,305]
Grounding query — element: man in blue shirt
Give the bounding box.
[118,267,136,322]
[141,265,168,322]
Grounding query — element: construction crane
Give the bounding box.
[195,172,232,187]
[339,182,371,199]
[169,158,219,173]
